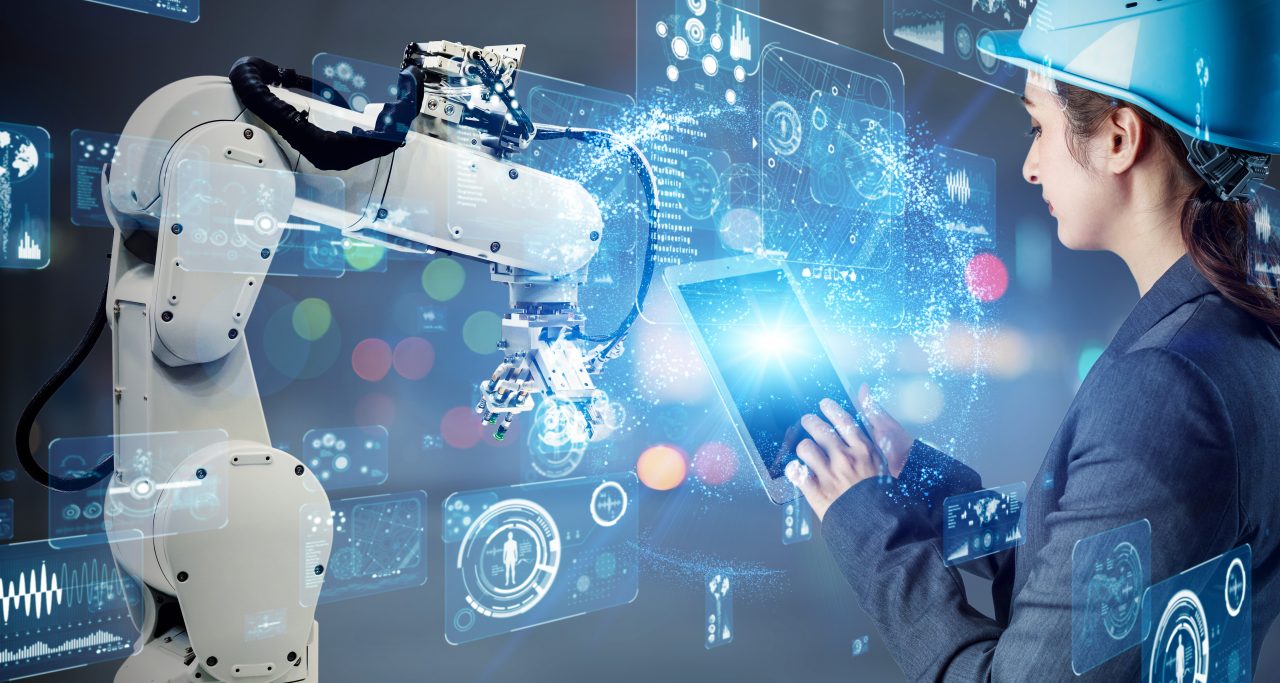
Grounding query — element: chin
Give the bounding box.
[1055,220,1105,251]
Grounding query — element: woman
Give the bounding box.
[787,1,1280,680]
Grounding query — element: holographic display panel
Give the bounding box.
[312,53,402,114]
[515,71,642,340]
[70,129,119,228]
[1071,519,1151,675]
[442,474,638,644]
[884,0,1034,92]
[638,0,761,268]
[0,534,143,681]
[300,490,428,607]
[302,426,389,491]
[942,482,1026,566]
[705,571,733,648]
[1141,545,1252,683]
[84,0,198,22]
[0,121,50,270]
[522,398,591,481]
[1248,184,1280,289]
[46,430,229,549]
[166,158,349,278]
[637,0,906,327]
[852,634,870,657]
[759,45,906,271]
[933,145,997,248]
[781,489,812,544]
[0,499,12,541]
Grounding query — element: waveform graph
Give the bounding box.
[0,535,143,681]
[934,145,997,247]
[945,168,972,205]
[1248,185,1280,286]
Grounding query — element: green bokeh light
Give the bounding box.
[462,311,502,355]
[344,240,386,272]
[422,258,466,302]
[291,298,332,341]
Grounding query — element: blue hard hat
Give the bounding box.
[978,0,1280,156]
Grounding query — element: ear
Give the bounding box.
[1103,106,1146,175]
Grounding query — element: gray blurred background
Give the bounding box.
[1,0,1275,681]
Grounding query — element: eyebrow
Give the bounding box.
[1020,95,1036,108]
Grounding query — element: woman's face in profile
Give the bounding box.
[1020,74,1114,251]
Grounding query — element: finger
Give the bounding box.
[819,398,863,447]
[858,384,896,437]
[819,399,872,458]
[794,438,832,480]
[801,413,846,456]
[785,459,821,501]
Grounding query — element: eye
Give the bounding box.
[1027,125,1043,139]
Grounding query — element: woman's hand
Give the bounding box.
[856,384,912,478]
[784,384,913,521]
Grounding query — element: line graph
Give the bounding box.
[0,538,141,679]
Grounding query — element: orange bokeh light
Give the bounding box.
[636,444,688,491]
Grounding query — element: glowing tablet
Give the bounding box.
[666,257,871,504]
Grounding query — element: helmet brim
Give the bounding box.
[978,28,1280,155]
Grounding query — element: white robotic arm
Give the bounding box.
[110,42,638,440]
[26,40,654,683]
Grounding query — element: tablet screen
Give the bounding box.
[677,268,858,480]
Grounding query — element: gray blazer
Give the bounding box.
[822,256,1280,681]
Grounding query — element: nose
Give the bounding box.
[1022,138,1040,185]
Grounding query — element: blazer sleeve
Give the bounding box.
[820,348,1239,682]
[892,439,1008,581]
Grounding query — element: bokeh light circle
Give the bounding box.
[393,337,435,380]
[1077,345,1105,384]
[343,240,385,271]
[462,311,502,355]
[890,377,946,425]
[258,289,342,391]
[637,445,689,491]
[442,406,485,449]
[965,252,1009,302]
[352,338,393,382]
[692,441,738,486]
[422,258,466,302]
[291,298,332,341]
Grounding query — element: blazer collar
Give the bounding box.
[1108,255,1217,353]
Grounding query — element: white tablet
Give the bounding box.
[665,256,871,504]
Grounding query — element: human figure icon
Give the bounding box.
[503,531,519,586]
[1175,633,1186,683]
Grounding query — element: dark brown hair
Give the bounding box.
[1054,82,1280,334]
